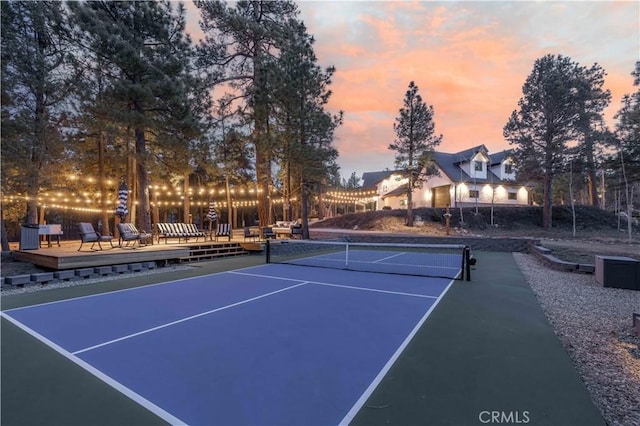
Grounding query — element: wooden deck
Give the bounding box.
[13,239,263,270]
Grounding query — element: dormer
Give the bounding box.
[377,173,408,196]
[459,147,490,180]
[490,150,516,181]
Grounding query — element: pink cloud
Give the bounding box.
[184,1,639,177]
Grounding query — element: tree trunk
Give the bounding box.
[151,184,159,239]
[225,174,232,226]
[254,50,271,227]
[27,100,46,225]
[406,173,414,226]
[584,154,598,207]
[300,177,310,239]
[134,126,151,232]
[284,159,291,221]
[99,133,110,235]
[183,172,190,223]
[543,173,553,229]
[0,216,9,252]
[569,160,576,237]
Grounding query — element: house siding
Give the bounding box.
[367,147,528,210]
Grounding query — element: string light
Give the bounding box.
[3,184,374,211]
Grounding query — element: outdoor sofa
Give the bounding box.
[272,220,302,239]
[156,223,206,244]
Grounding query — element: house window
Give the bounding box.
[504,164,513,174]
[474,161,483,172]
[508,192,517,200]
[469,190,479,199]
[400,199,408,206]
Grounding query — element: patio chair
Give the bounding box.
[215,223,232,241]
[77,222,115,251]
[117,223,152,248]
[244,226,259,241]
[261,226,276,240]
[291,224,303,239]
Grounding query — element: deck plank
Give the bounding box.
[13,242,236,270]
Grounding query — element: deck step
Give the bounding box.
[178,242,252,263]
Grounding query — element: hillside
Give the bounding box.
[312,205,623,232]
[310,206,640,263]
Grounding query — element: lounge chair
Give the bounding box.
[244,226,259,241]
[215,223,232,241]
[184,223,205,242]
[117,223,152,248]
[78,222,115,251]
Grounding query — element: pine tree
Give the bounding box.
[614,61,640,182]
[504,54,587,229]
[196,0,300,227]
[574,63,611,206]
[389,81,442,227]
[271,20,341,238]
[68,0,197,232]
[1,1,81,225]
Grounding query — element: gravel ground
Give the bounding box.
[513,253,640,426]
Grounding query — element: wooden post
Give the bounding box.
[444,204,452,236]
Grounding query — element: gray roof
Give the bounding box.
[382,183,409,198]
[489,149,513,166]
[451,145,488,165]
[361,170,399,190]
[434,147,514,184]
[362,147,516,188]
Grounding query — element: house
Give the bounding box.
[361,170,408,210]
[364,145,529,210]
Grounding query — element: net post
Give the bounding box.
[464,246,471,281]
[345,243,349,268]
[265,239,271,263]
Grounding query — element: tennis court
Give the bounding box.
[1,242,464,426]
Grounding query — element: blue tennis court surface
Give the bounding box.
[2,264,455,425]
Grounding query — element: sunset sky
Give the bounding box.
[186,1,639,180]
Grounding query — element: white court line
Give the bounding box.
[229,271,438,299]
[72,281,308,355]
[1,262,275,314]
[338,278,457,426]
[0,311,188,426]
[372,252,406,263]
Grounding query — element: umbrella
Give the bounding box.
[115,182,129,220]
[206,200,218,222]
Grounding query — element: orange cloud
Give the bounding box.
[184,0,639,177]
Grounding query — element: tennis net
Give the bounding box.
[266,240,471,280]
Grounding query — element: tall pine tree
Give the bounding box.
[69,0,197,232]
[271,20,341,237]
[196,0,300,227]
[504,54,587,229]
[1,1,81,225]
[574,63,611,206]
[389,81,442,227]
